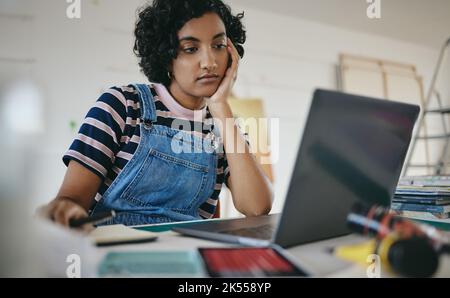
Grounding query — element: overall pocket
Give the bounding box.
[120,148,210,211]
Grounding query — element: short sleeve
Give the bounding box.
[62,87,128,179]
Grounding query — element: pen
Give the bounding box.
[69,210,116,228]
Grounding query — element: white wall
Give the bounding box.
[0,0,447,216]
[225,3,445,215]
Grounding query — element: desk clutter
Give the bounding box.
[92,177,450,278]
[336,202,450,277]
[97,247,307,277]
[392,176,450,221]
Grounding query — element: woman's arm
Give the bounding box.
[207,38,273,217]
[215,105,273,216]
[40,86,129,228]
[38,160,102,228]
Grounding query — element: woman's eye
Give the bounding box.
[183,47,197,53]
[214,44,227,49]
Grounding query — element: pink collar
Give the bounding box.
[153,83,207,121]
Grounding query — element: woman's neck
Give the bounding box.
[168,82,206,110]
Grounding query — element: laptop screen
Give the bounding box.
[275,89,420,247]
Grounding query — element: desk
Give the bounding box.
[10,217,448,277]
[92,230,450,278]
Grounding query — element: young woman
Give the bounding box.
[41,0,272,228]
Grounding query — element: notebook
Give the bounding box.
[89,224,158,246]
[98,251,205,277]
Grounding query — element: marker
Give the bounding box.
[69,210,116,228]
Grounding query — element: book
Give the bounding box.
[391,202,450,213]
[395,186,450,196]
[392,209,450,220]
[392,195,450,205]
[98,251,206,277]
[399,175,450,187]
[89,224,158,246]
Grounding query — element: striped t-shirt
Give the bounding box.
[63,83,231,219]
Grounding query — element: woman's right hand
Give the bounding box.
[37,160,102,231]
[37,198,93,231]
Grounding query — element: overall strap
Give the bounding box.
[133,83,157,123]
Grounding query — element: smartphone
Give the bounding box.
[198,246,308,277]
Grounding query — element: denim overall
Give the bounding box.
[91,84,218,226]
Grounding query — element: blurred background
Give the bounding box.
[0,0,449,220]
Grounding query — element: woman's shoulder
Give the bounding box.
[97,85,134,108]
[108,83,161,101]
[93,85,143,123]
[104,84,140,105]
[101,83,160,110]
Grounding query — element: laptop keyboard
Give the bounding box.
[219,224,275,240]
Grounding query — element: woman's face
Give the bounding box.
[170,13,229,100]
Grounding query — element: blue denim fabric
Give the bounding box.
[91,84,218,225]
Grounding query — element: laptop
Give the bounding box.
[174,89,420,248]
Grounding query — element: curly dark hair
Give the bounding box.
[133,0,246,87]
